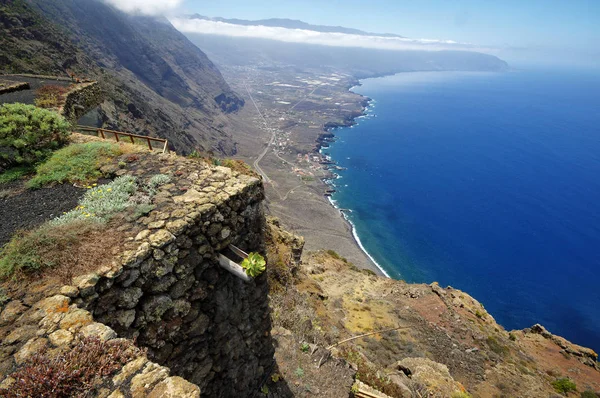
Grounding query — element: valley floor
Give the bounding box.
[224,65,382,274]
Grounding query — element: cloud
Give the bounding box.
[104,0,183,15]
[170,18,491,53]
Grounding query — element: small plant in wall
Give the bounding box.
[241,252,266,277]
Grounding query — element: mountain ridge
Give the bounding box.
[188,13,406,38]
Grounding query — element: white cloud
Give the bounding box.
[170,18,490,53]
[104,0,183,15]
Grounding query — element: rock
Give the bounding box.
[148,220,166,229]
[0,377,15,390]
[48,329,74,346]
[166,219,188,236]
[4,325,38,345]
[15,338,48,365]
[107,390,125,398]
[395,358,464,397]
[73,273,100,297]
[130,362,170,398]
[148,230,176,248]
[148,376,200,398]
[113,356,148,387]
[114,309,136,328]
[118,287,144,309]
[0,300,28,324]
[35,295,71,316]
[142,295,173,322]
[80,322,117,341]
[59,308,93,331]
[187,313,210,336]
[173,189,210,204]
[135,230,151,241]
[60,286,79,298]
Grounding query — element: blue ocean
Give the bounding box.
[325,67,600,351]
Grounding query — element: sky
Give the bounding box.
[105,0,600,67]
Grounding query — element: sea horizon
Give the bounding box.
[323,65,600,352]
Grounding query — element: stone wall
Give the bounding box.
[0,149,275,397]
[61,81,103,123]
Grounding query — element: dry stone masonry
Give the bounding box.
[0,148,274,397]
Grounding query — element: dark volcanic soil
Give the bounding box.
[0,180,85,246]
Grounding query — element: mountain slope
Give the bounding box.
[0,0,243,154]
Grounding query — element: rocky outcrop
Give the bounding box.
[0,147,274,397]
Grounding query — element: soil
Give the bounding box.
[0,180,85,247]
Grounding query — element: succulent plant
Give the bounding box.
[241,252,266,278]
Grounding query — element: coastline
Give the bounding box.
[318,79,392,278]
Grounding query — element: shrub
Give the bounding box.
[241,252,266,277]
[51,176,137,225]
[0,103,70,171]
[581,391,599,398]
[0,336,141,398]
[486,336,509,356]
[147,173,171,189]
[34,84,68,109]
[0,165,32,184]
[27,142,122,188]
[552,378,577,394]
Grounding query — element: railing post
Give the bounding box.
[147,137,153,151]
[114,132,119,142]
[130,135,135,144]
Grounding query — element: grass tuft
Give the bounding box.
[27,142,123,189]
[0,219,107,279]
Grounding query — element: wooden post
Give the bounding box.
[162,140,168,153]
[114,132,119,142]
[147,137,153,151]
[100,129,105,139]
[130,135,135,144]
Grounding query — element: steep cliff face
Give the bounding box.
[0,0,243,154]
[264,229,600,397]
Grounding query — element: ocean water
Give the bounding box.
[325,67,600,351]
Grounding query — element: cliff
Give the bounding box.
[0,0,243,154]
[0,136,598,397]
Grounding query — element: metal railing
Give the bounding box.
[76,125,168,153]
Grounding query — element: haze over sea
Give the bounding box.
[325,67,600,351]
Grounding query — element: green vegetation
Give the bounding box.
[0,166,32,184]
[27,142,122,188]
[552,378,577,394]
[0,103,70,171]
[300,342,310,353]
[486,336,509,356]
[51,176,137,225]
[0,336,141,398]
[452,392,472,398]
[294,367,304,378]
[241,252,267,277]
[326,249,341,260]
[581,391,598,398]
